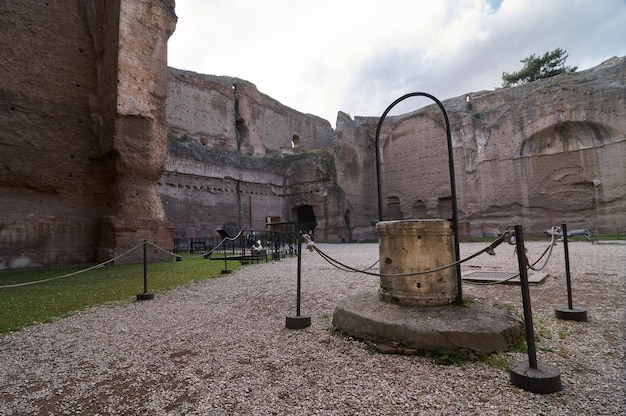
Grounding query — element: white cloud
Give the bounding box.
[168,0,626,127]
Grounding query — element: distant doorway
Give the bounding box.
[412,199,427,219]
[294,205,317,232]
[437,197,453,220]
[385,196,403,220]
[291,134,301,153]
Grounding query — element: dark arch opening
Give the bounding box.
[385,196,403,220]
[520,121,624,157]
[291,134,301,153]
[412,199,427,218]
[294,205,317,232]
[437,197,453,220]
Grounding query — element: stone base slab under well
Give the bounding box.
[332,292,524,356]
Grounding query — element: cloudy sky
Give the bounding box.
[168,0,626,126]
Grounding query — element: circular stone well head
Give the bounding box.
[377,219,457,306]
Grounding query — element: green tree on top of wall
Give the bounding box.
[501,48,578,87]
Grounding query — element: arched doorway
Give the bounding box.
[291,134,301,153]
[294,205,317,232]
[385,196,403,220]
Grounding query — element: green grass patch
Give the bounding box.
[427,350,468,369]
[0,256,244,333]
[479,353,511,370]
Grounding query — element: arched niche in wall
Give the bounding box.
[291,135,301,153]
[385,196,403,220]
[520,121,624,157]
[412,199,427,219]
[437,196,453,220]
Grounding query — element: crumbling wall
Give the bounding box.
[0,0,176,269]
[333,113,379,241]
[163,69,343,241]
[2,0,622,271]
[97,0,177,263]
[0,0,109,269]
[164,57,625,244]
[336,57,626,237]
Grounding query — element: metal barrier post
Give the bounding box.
[286,233,311,329]
[374,92,462,302]
[217,230,232,274]
[509,225,561,394]
[555,223,588,321]
[222,243,231,274]
[137,240,155,300]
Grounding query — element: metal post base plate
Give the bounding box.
[285,315,311,330]
[510,361,562,394]
[555,306,588,322]
[221,269,232,274]
[137,292,155,301]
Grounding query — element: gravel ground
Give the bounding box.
[0,240,624,415]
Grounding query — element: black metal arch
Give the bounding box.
[374,92,462,301]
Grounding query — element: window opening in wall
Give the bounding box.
[266,216,281,232]
[412,199,427,219]
[437,196,453,220]
[291,135,301,153]
[385,196,403,220]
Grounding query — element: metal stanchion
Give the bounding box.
[286,233,311,329]
[555,223,588,321]
[218,230,232,274]
[509,225,561,394]
[137,240,155,300]
[374,92,462,303]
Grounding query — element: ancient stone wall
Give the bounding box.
[333,113,380,241]
[1,0,107,269]
[0,0,176,269]
[336,57,626,238]
[167,69,334,157]
[99,0,177,263]
[1,0,623,270]
[163,57,624,245]
[163,69,341,241]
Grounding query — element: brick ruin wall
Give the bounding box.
[162,69,344,243]
[0,0,176,269]
[1,0,107,269]
[341,57,625,238]
[1,1,624,270]
[163,58,624,246]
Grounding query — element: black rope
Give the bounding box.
[0,242,144,289]
[465,229,558,286]
[305,231,513,278]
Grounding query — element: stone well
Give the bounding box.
[332,219,524,356]
[377,220,457,306]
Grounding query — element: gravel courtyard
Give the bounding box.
[1,240,624,415]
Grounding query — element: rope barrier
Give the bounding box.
[0,242,145,289]
[0,226,561,289]
[0,229,250,289]
[151,229,245,260]
[302,230,514,278]
[451,226,560,286]
[524,226,561,272]
[453,228,557,285]
[303,226,561,285]
[205,229,244,256]
[151,240,213,260]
